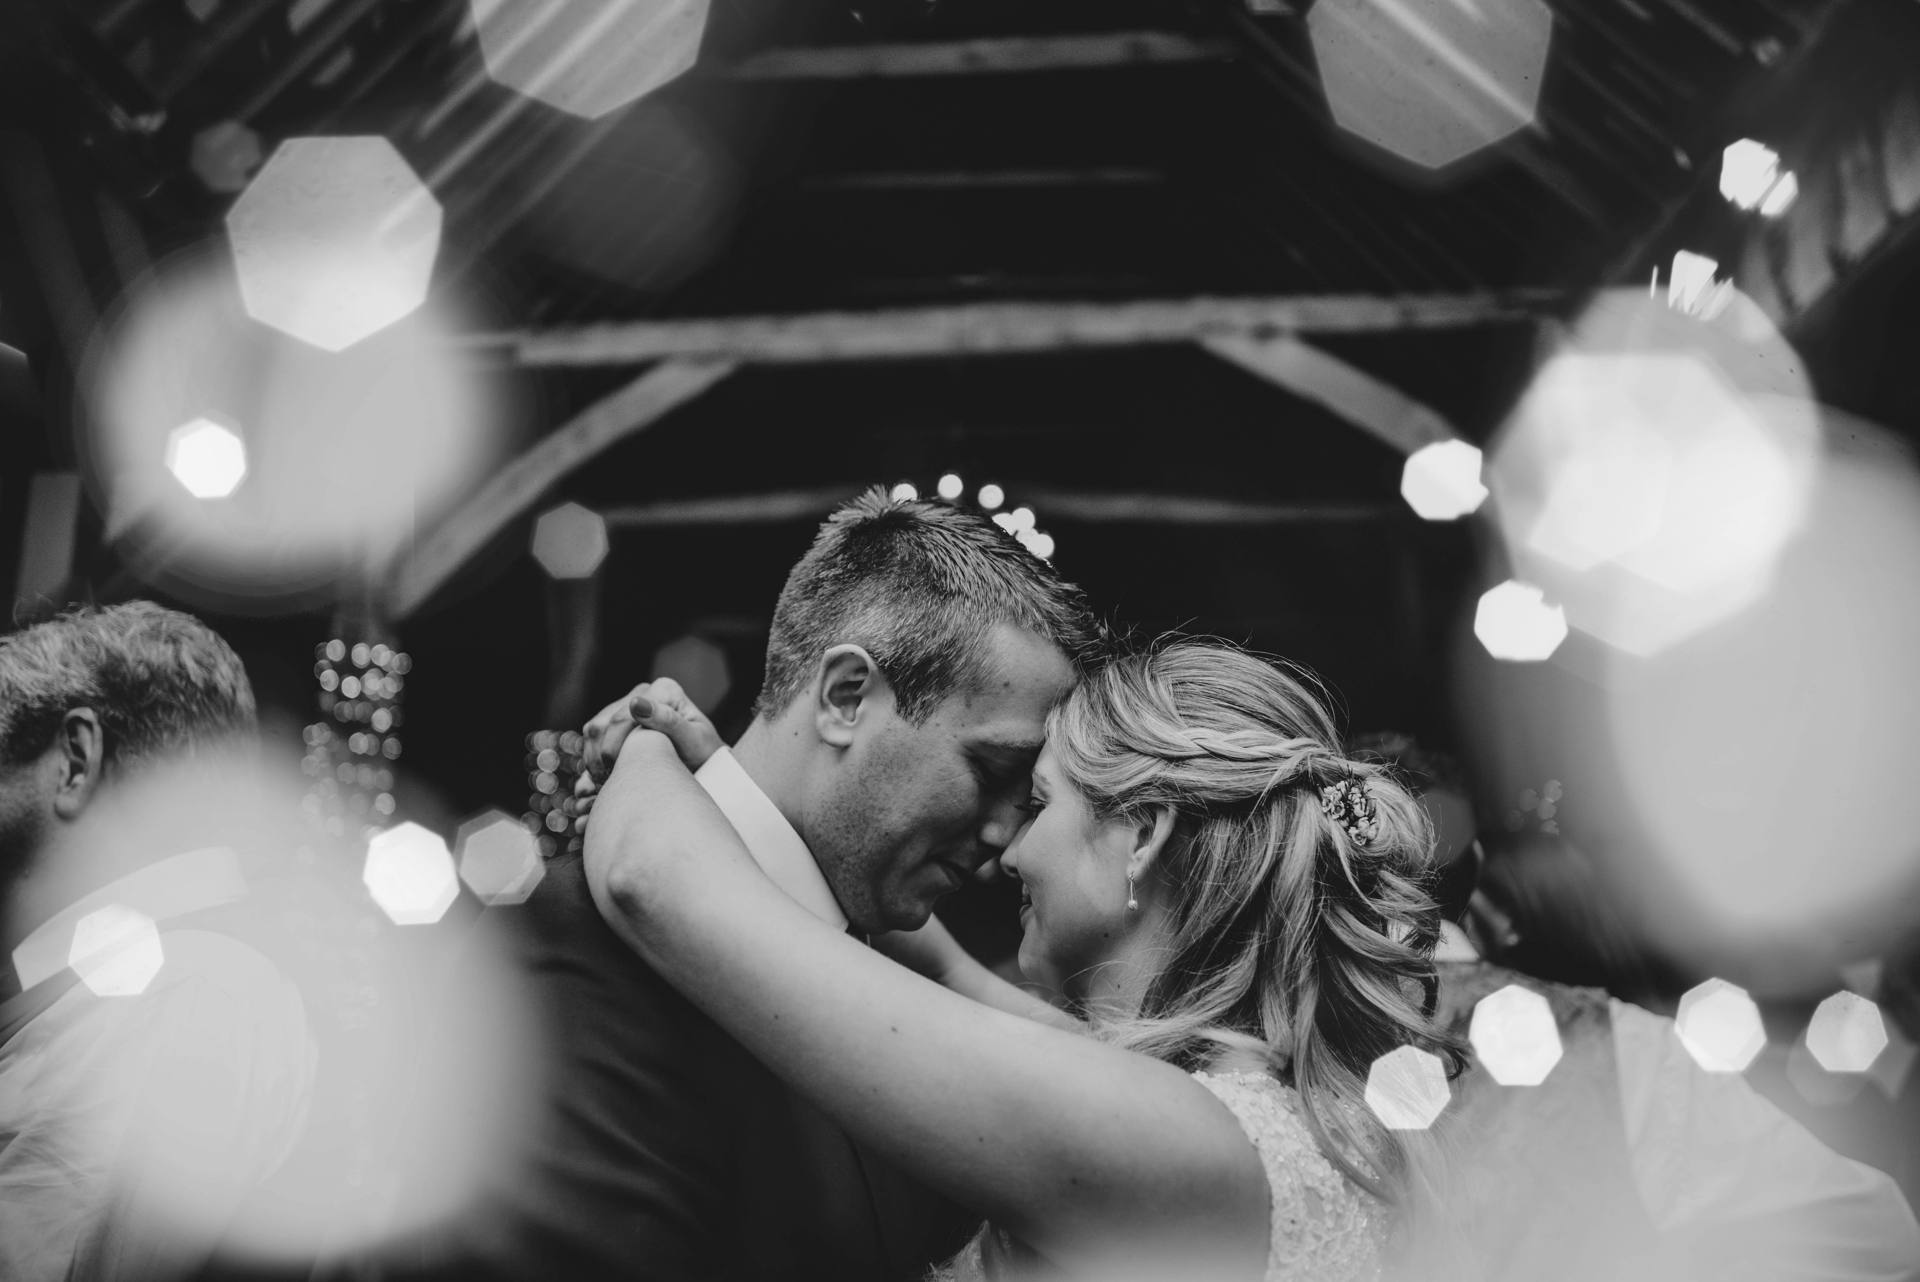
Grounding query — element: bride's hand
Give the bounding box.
[578,677,724,831]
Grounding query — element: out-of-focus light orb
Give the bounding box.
[165,417,248,499]
[531,502,609,579]
[191,120,264,195]
[1485,290,1820,655]
[937,473,964,500]
[1787,1030,1867,1106]
[471,0,711,120]
[1473,580,1566,661]
[1675,978,1765,1073]
[653,634,731,711]
[1604,422,1920,954]
[1008,506,1036,533]
[1665,250,1731,320]
[890,482,918,502]
[1365,1046,1450,1130]
[1028,532,1057,560]
[68,904,165,996]
[227,136,442,353]
[1759,170,1799,218]
[1720,139,1782,211]
[1807,991,1889,1073]
[1308,0,1553,172]
[1401,439,1488,521]
[977,483,1005,510]
[1870,1024,1918,1101]
[456,811,545,906]
[1469,983,1562,1085]
[363,822,459,926]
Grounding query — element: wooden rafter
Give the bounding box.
[1202,333,1459,455]
[458,292,1558,368]
[599,490,1393,527]
[384,358,736,620]
[720,31,1237,80]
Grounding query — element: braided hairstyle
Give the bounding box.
[1048,638,1463,1205]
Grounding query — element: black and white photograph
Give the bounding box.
[1,1,1919,1278]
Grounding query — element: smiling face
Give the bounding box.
[999,746,1144,1001]
[810,624,1078,934]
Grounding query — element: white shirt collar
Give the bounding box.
[10,846,249,990]
[695,747,847,931]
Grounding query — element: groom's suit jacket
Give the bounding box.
[423,756,976,1282]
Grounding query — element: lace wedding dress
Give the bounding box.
[930,1070,1388,1281]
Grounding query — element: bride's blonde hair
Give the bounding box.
[1049,638,1462,1206]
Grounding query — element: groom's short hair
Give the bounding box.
[753,488,1104,724]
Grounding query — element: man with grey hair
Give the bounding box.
[418,489,1104,1281]
[0,602,317,1281]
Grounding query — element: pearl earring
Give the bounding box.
[1126,870,1138,913]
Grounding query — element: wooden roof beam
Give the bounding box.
[457,292,1559,368]
[720,31,1236,80]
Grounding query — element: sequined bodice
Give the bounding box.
[928,1070,1387,1282]
[1191,1070,1387,1282]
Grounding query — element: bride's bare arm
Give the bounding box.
[585,732,1267,1277]
[872,916,1085,1033]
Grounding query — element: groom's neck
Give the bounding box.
[728,717,811,838]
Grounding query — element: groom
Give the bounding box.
[427,489,1103,1281]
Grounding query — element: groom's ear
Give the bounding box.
[813,645,887,748]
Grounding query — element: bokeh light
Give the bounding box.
[1468,983,1562,1086]
[472,0,710,120]
[1675,978,1765,1073]
[191,120,264,195]
[1026,531,1057,560]
[531,502,610,579]
[227,136,442,353]
[1400,438,1487,521]
[1308,0,1553,172]
[890,481,918,501]
[937,472,965,500]
[1720,139,1798,216]
[1806,991,1889,1074]
[1363,1045,1450,1130]
[1601,421,1920,955]
[1473,579,1566,661]
[83,249,498,610]
[1485,289,1820,655]
[165,417,248,500]
[67,904,165,997]
[653,634,731,711]
[456,810,546,906]
[1008,506,1036,533]
[977,483,1005,510]
[363,822,459,925]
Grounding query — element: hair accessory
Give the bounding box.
[1126,870,1138,913]
[1320,776,1380,846]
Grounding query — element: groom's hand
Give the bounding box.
[578,677,722,830]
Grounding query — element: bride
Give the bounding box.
[581,639,1460,1280]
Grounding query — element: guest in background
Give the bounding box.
[0,602,316,1281]
[1364,733,1920,1282]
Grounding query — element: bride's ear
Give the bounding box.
[813,645,888,747]
[1126,805,1177,883]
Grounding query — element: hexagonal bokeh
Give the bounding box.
[1363,1045,1450,1130]
[68,904,165,997]
[457,810,546,907]
[363,821,460,926]
[1308,0,1553,172]
[1473,579,1567,662]
[1806,991,1889,1074]
[1401,439,1488,521]
[1787,1031,1867,1107]
[471,0,711,120]
[227,136,442,352]
[654,634,731,711]
[166,417,248,499]
[531,502,610,579]
[1675,978,1766,1073]
[1469,984,1563,1086]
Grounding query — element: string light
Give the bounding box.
[303,637,407,839]
[523,730,587,858]
[892,478,1056,560]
